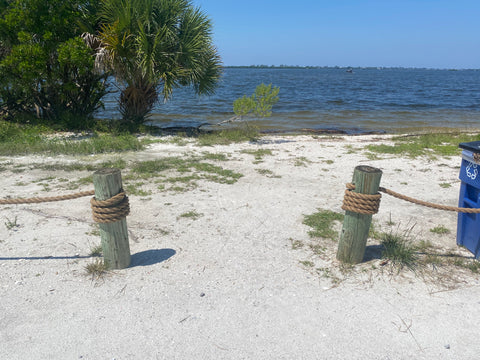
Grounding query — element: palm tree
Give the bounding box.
[97,0,222,128]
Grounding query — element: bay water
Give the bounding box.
[99,67,480,133]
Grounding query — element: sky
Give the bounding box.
[195,0,480,69]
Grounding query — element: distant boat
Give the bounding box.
[346,68,353,73]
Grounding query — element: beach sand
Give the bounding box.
[0,134,479,359]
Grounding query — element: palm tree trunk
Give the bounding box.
[119,81,157,128]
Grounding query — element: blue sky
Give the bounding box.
[196,0,480,69]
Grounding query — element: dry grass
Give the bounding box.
[85,259,109,280]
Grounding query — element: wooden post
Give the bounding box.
[93,168,131,269]
[336,165,382,264]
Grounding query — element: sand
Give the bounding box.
[0,134,479,359]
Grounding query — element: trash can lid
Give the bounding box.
[459,141,480,153]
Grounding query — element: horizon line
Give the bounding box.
[222,65,479,70]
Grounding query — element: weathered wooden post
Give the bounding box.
[93,168,131,269]
[337,165,382,264]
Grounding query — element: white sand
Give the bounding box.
[0,134,479,359]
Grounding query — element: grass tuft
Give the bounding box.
[430,225,450,235]
[178,210,203,220]
[303,209,344,240]
[85,259,108,279]
[380,231,418,270]
[4,216,19,230]
[241,148,273,162]
[294,156,312,167]
[290,239,304,250]
[89,245,103,257]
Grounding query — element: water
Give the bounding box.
[99,67,480,133]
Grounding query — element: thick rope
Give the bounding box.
[90,191,130,223]
[0,189,130,223]
[378,186,480,213]
[344,183,480,214]
[342,184,381,214]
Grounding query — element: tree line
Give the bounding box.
[0,0,222,131]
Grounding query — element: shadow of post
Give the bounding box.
[130,249,176,267]
[0,249,177,267]
[362,244,384,262]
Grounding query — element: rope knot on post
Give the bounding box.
[90,191,130,223]
[341,182,382,215]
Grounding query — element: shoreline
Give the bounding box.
[154,122,480,137]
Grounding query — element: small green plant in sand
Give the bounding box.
[316,267,341,283]
[439,182,451,188]
[430,225,450,235]
[294,156,312,167]
[255,168,281,178]
[303,209,344,240]
[309,243,326,256]
[4,216,19,230]
[89,244,103,257]
[85,259,108,279]
[241,148,273,162]
[290,239,304,250]
[299,260,314,267]
[178,210,203,220]
[170,185,189,193]
[201,152,230,161]
[344,145,358,154]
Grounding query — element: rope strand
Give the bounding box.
[0,190,95,204]
[0,189,130,223]
[343,183,480,214]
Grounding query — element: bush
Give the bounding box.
[0,0,106,129]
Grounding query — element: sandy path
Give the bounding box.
[0,135,478,359]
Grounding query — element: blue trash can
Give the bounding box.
[457,141,480,259]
